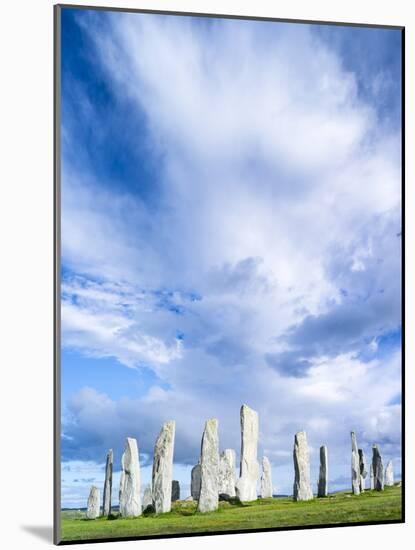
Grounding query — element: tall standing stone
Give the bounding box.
[260,456,273,498]
[358,449,368,493]
[142,483,153,510]
[152,420,175,513]
[197,418,219,513]
[219,449,236,497]
[171,480,180,501]
[103,449,113,516]
[119,437,141,517]
[372,444,384,491]
[191,463,201,500]
[293,431,313,501]
[385,461,394,486]
[119,467,125,507]
[351,432,360,495]
[370,463,375,490]
[317,445,328,497]
[86,486,100,519]
[235,404,259,502]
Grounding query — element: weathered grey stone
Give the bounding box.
[185,495,194,501]
[197,418,219,513]
[385,461,394,486]
[317,445,328,497]
[219,449,236,497]
[351,432,360,495]
[293,431,313,501]
[119,437,141,517]
[260,456,273,498]
[360,476,366,492]
[142,483,152,510]
[235,404,259,502]
[370,463,375,490]
[372,444,384,491]
[103,449,113,516]
[172,480,180,501]
[358,449,367,493]
[119,469,125,507]
[152,420,175,513]
[191,463,201,500]
[86,486,100,519]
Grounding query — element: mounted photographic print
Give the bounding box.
[54,4,404,545]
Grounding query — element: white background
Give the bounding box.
[0,0,412,548]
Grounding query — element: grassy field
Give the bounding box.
[60,485,402,542]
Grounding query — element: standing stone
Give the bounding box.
[317,445,328,497]
[197,418,219,513]
[370,463,375,490]
[260,456,273,498]
[191,463,201,500]
[142,483,152,510]
[119,437,141,517]
[119,467,125,508]
[219,449,236,497]
[86,486,100,519]
[152,420,175,513]
[351,432,361,495]
[171,480,180,501]
[102,449,113,516]
[235,404,259,502]
[358,449,368,493]
[372,444,384,491]
[293,432,313,500]
[293,431,313,501]
[385,461,394,486]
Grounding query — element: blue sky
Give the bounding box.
[60,8,402,508]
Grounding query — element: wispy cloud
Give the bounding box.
[62,276,183,369]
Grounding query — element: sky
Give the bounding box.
[60,8,402,508]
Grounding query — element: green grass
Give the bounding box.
[61,485,402,542]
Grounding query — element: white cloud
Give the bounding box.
[62,277,183,369]
[65,13,400,307]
